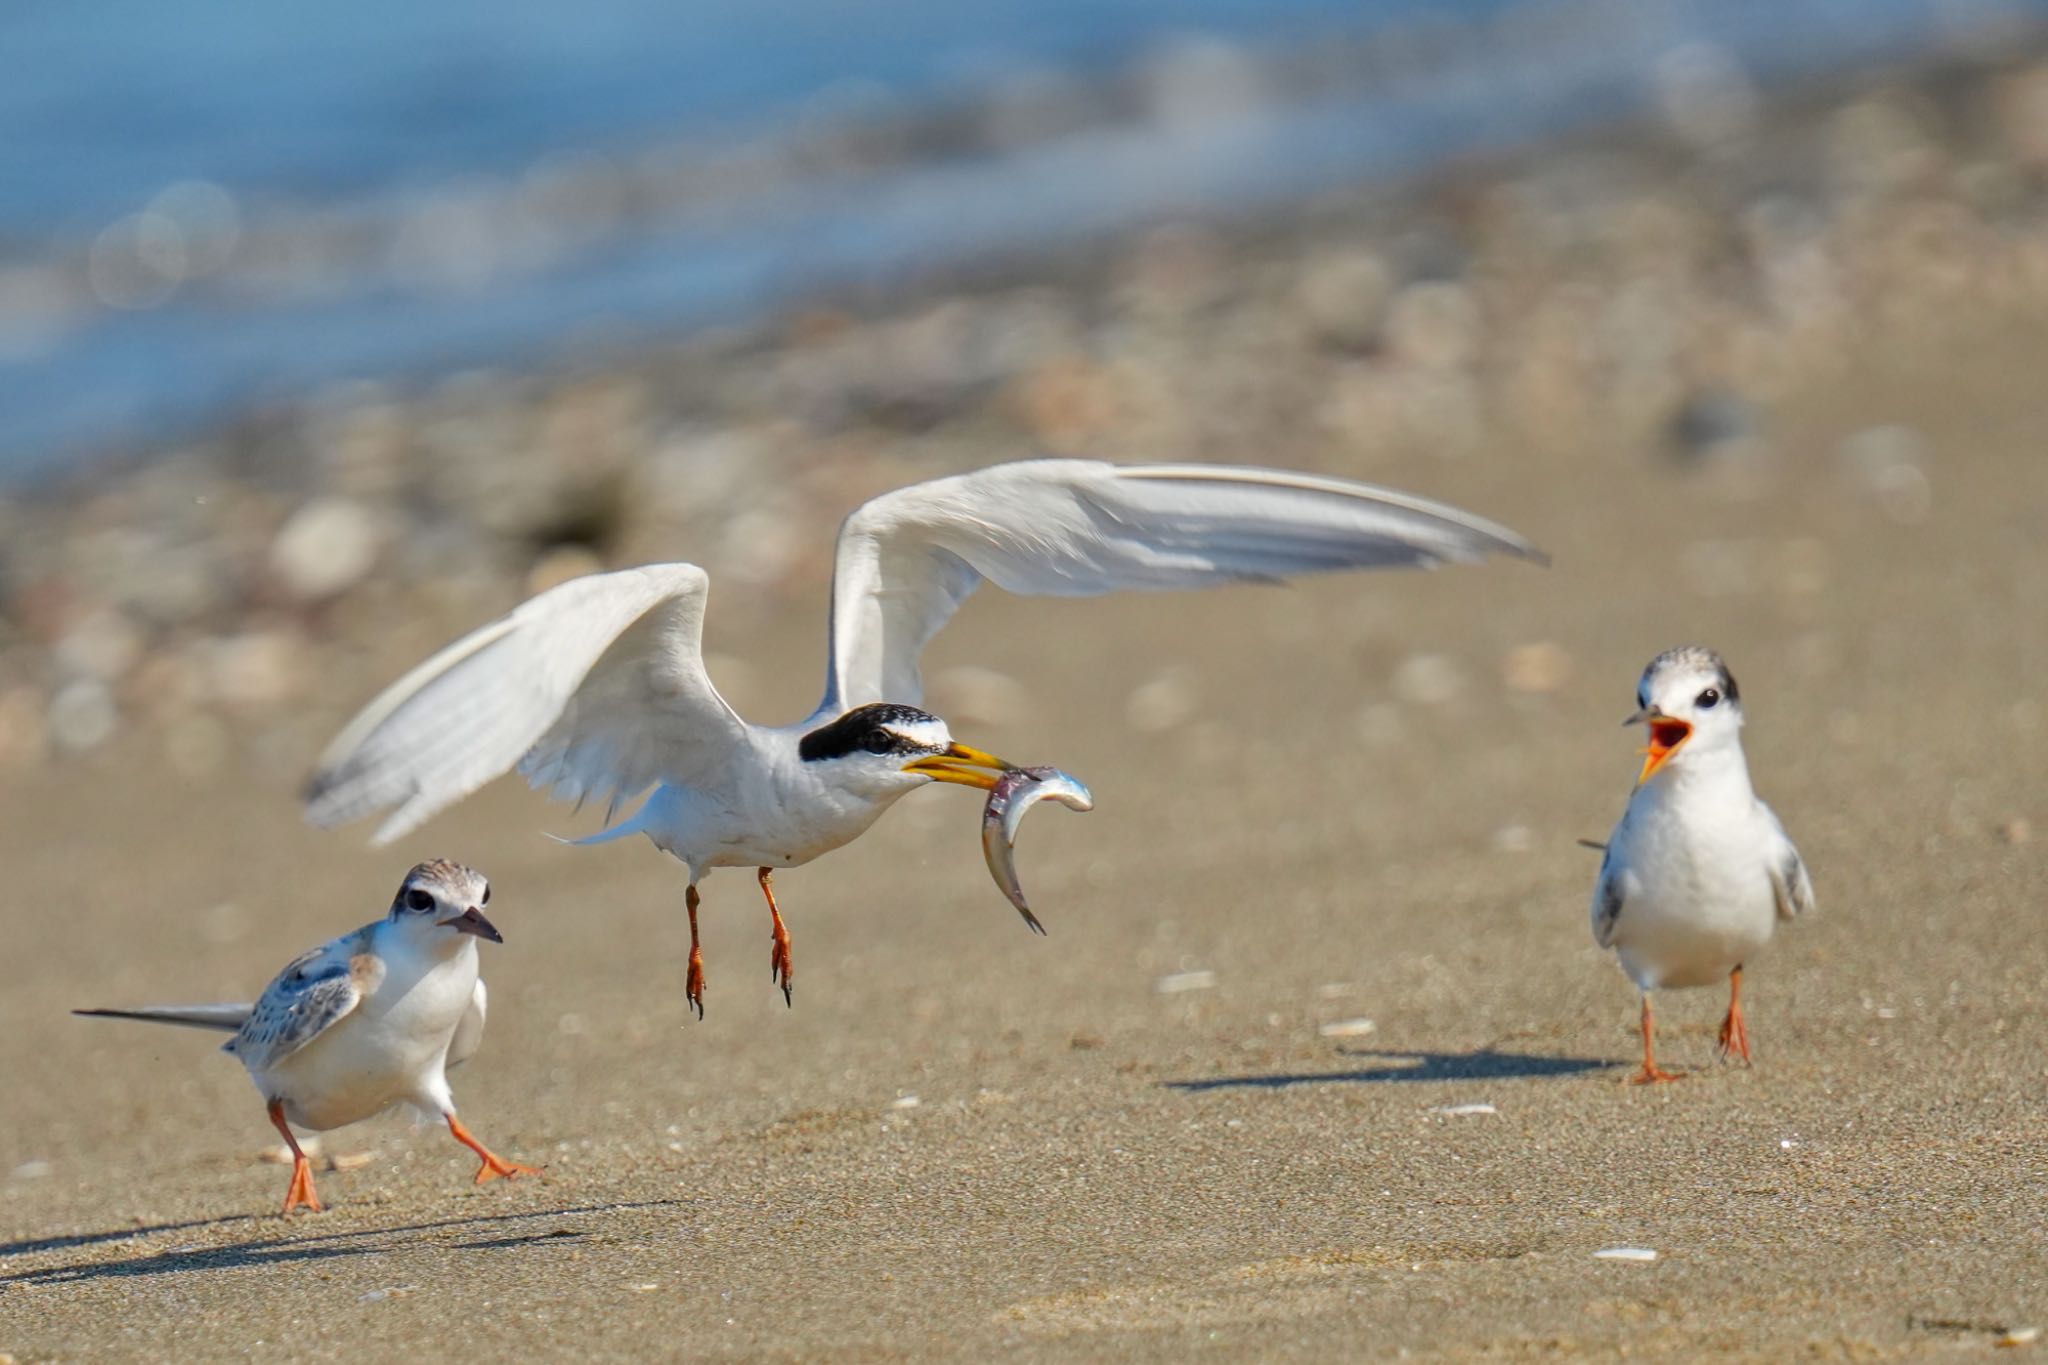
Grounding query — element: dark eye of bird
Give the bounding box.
[1696,688,1720,709]
[861,729,897,755]
[481,885,491,905]
[405,889,435,912]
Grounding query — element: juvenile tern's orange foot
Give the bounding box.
[1716,967,1752,1064]
[471,1153,545,1185]
[1629,995,1683,1086]
[268,1098,324,1215]
[281,1156,325,1214]
[446,1113,542,1185]
[759,867,793,1007]
[1716,1005,1751,1063]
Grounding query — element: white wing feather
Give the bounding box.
[226,935,366,1074]
[448,977,487,1070]
[818,459,1543,715]
[305,563,745,843]
[1761,804,1815,920]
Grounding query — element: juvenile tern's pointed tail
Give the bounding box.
[74,1003,254,1033]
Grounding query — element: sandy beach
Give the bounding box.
[1,315,2043,1359]
[4,51,2048,1360]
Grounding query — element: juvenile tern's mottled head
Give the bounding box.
[388,859,500,943]
[1625,645,1744,784]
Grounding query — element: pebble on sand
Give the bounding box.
[1155,969,1217,994]
[1318,1017,1377,1038]
[269,497,386,601]
[1126,669,1200,733]
[1502,641,1573,694]
[1435,1103,1497,1116]
[1592,1246,1659,1262]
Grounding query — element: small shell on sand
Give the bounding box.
[1593,1246,1659,1262]
[1155,970,1217,994]
[1318,1017,1376,1038]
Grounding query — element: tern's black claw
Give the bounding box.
[1020,908,1047,935]
[780,983,793,1008]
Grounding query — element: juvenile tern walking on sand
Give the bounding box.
[77,861,538,1214]
[1591,648,1813,1083]
[305,459,1543,1016]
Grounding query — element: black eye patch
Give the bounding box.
[799,702,942,761]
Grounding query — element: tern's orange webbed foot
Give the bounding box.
[759,868,793,1007]
[1627,1065,1686,1085]
[685,944,707,1021]
[471,1153,545,1185]
[1715,967,1752,1064]
[268,1099,325,1215]
[281,1156,325,1214]
[1716,1008,1750,1064]
[446,1113,542,1185]
[1628,995,1685,1086]
[685,883,707,1020]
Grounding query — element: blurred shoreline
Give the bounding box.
[2,42,2048,772]
[3,0,2043,471]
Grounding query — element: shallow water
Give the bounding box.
[0,0,2035,474]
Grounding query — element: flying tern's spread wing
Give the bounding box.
[817,459,1545,714]
[305,563,746,843]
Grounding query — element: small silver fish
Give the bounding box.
[981,766,1094,933]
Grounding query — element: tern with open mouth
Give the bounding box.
[303,459,1542,1017]
[1590,647,1814,1082]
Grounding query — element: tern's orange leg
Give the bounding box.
[1716,966,1752,1065]
[759,867,793,1007]
[446,1113,542,1184]
[685,884,707,1020]
[267,1099,324,1216]
[1629,994,1684,1085]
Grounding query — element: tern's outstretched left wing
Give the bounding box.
[305,563,747,844]
[815,460,1544,716]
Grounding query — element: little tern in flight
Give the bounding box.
[305,459,1543,1016]
[77,861,538,1214]
[1591,647,1814,1082]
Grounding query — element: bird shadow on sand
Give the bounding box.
[1164,1047,1618,1093]
[0,1200,681,1286]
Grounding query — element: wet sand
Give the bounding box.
[1,311,2045,1360]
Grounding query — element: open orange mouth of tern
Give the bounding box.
[1638,716,1693,783]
